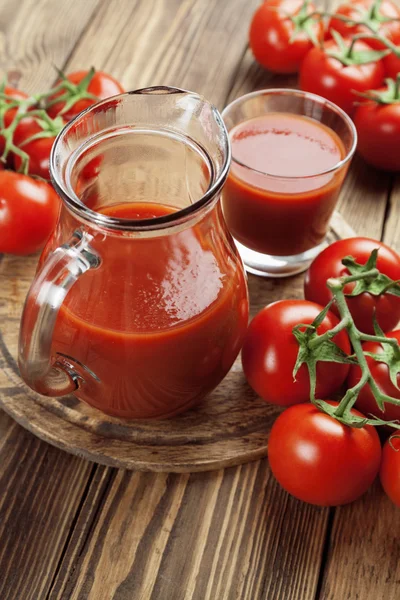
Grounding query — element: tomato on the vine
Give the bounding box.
[0,86,28,125]
[12,117,60,179]
[241,300,351,406]
[0,86,28,156]
[299,38,385,115]
[305,238,400,334]
[0,171,60,255]
[353,83,400,172]
[348,330,400,422]
[249,0,324,74]
[46,70,124,121]
[380,437,400,507]
[328,0,400,50]
[268,401,382,506]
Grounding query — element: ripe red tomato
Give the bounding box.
[12,117,57,179]
[0,171,60,255]
[268,401,382,506]
[380,437,400,507]
[0,86,28,123]
[328,0,400,50]
[383,51,400,78]
[305,238,400,334]
[348,330,400,422]
[249,0,324,74]
[47,70,124,120]
[354,93,400,172]
[299,39,385,115]
[241,300,351,406]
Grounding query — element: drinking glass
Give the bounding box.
[222,89,357,277]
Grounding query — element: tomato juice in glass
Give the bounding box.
[19,88,249,419]
[222,89,357,277]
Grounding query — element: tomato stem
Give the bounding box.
[325,12,400,57]
[0,96,63,175]
[369,0,383,23]
[296,254,400,428]
[341,268,379,283]
[313,271,400,423]
[308,317,350,350]
[328,285,375,417]
[360,333,399,346]
[395,73,400,99]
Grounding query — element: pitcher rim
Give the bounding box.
[49,86,231,232]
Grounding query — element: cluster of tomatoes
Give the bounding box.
[249,0,400,172]
[241,237,400,507]
[0,69,124,255]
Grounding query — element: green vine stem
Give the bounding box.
[0,96,36,171]
[0,67,98,173]
[294,253,400,431]
[322,10,400,57]
[296,0,400,58]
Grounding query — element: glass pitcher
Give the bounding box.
[18,87,249,419]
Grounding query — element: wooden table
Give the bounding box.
[1,1,400,598]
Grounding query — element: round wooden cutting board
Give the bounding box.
[0,212,355,472]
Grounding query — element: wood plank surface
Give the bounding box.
[318,481,400,600]
[64,0,258,107]
[0,0,397,599]
[0,411,94,600]
[52,462,328,600]
[0,0,100,90]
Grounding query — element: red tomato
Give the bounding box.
[348,330,400,422]
[328,0,400,50]
[47,70,124,120]
[12,117,57,179]
[299,39,385,115]
[0,86,28,123]
[383,51,400,78]
[241,300,351,406]
[249,0,324,74]
[0,171,60,255]
[354,94,400,172]
[305,238,400,334]
[0,86,28,155]
[380,437,400,507]
[268,401,382,506]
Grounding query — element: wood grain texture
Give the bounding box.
[318,481,400,600]
[0,219,351,472]
[50,461,328,600]
[0,410,94,600]
[63,0,262,109]
[0,0,100,90]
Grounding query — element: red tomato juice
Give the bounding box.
[51,202,249,419]
[222,113,347,256]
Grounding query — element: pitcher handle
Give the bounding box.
[18,230,100,397]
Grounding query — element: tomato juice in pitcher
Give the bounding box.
[19,88,249,419]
